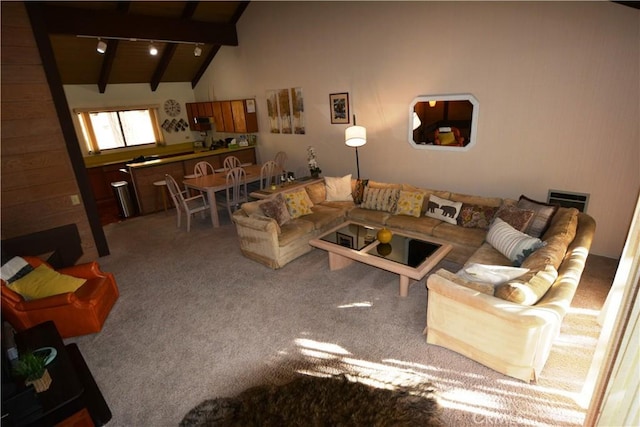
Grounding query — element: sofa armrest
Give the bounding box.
[232,212,280,234]
[426,269,566,382]
[427,269,561,327]
[15,292,77,310]
[58,261,106,280]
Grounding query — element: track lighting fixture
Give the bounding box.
[148,42,158,56]
[96,38,107,54]
[194,44,202,57]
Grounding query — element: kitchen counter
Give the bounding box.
[127,146,255,169]
[127,146,257,215]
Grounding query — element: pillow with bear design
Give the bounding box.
[425,194,462,225]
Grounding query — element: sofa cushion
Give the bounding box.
[8,264,86,301]
[348,207,391,225]
[305,181,326,204]
[303,205,346,230]
[494,204,535,232]
[522,208,579,271]
[260,194,291,226]
[395,190,424,217]
[486,218,545,266]
[517,195,559,237]
[278,220,315,247]
[425,194,462,225]
[360,187,400,213]
[284,189,314,219]
[385,214,441,235]
[456,203,499,229]
[352,178,369,204]
[325,174,353,201]
[432,222,487,248]
[320,200,355,214]
[450,193,503,207]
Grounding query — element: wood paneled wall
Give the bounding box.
[1,2,98,262]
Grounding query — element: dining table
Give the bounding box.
[183,163,262,228]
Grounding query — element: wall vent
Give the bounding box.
[547,189,590,212]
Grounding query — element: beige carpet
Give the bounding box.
[68,211,617,426]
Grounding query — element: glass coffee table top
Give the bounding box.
[318,222,441,268]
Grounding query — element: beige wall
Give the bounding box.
[195,1,639,258]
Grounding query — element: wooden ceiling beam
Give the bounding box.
[191,1,249,88]
[150,2,199,91]
[98,2,130,93]
[40,3,238,46]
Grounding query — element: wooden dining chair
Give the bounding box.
[260,160,278,190]
[223,156,241,172]
[165,174,209,232]
[274,151,287,171]
[224,167,248,218]
[184,161,215,196]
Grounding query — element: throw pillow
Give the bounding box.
[486,218,545,266]
[456,263,529,285]
[284,189,314,219]
[438,131,456,146]
[456,203,499,229]
[425,194,462,225]
[325,175,352,202]
[517,195,559,238]
[494,204,535,232]
[352,178,369,204]
[395,190,424,218]
[8,264,86,301]
[360,187,400,213]
[260,194,291,226]
[1,256,34,283]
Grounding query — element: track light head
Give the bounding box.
[149,42,158,56]
[194,44,202,57]
[96,39,107,54]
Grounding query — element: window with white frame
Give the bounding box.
[76,106,164,153]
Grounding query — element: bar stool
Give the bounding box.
[153,179,169,212]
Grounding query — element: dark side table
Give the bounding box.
[7,321,111,427]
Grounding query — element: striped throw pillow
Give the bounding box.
[360,187,400,213]
[486,218,545,266]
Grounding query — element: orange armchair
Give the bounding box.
[1,257,119,338]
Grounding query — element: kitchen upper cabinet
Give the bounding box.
[212,99,258,133]
[185,102,212,131]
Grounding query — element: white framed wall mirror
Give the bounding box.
[408,94,479,151]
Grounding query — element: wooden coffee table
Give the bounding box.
[309,221,452,296]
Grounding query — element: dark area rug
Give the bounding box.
[180,374,442,426]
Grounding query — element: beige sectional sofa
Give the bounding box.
[232,177,596,382]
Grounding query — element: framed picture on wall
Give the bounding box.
[329,93,349,124]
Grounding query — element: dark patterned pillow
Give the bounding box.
[517,195,559,238]
[457,203,499,229]
[351,179,369,204]
[494,205,535,232]
[260,194,291,226]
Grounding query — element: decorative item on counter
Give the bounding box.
[376,227,393,244]
[307,146,321,178]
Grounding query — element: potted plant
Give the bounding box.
[307,146,322,178]
[13,351,52,393]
